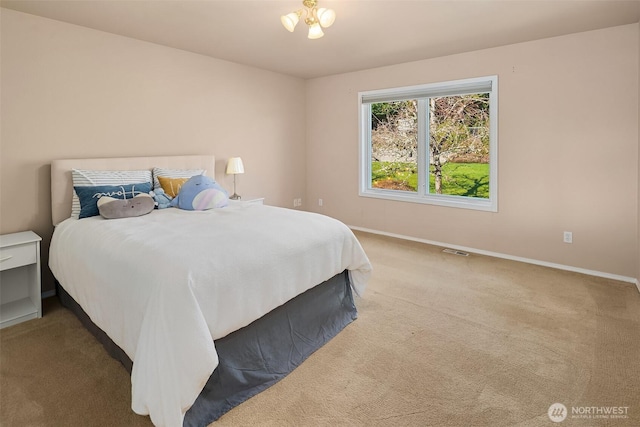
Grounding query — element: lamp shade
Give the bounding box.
[226,157,245,175]
[307,22,324,39]
[281,12,299,32]
[317,8,336,28]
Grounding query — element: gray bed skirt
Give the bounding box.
[56,270,357,426]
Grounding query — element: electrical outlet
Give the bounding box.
[293,198,302,208]
[563,231,573,244]
[318,198,323,207]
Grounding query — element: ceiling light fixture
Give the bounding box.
[281,0,336,39]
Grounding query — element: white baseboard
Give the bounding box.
[350,225,638,286]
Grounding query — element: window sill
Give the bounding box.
[359,189,497,212]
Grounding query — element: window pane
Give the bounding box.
[428,94,490,198]
[370,101,418,193]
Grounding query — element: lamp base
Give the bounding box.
[229,193,241,200]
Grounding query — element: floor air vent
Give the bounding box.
[442,248,469,257]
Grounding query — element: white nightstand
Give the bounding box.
[228,197,264,206]
[0,231,42,329]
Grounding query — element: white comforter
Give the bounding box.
[49,204,371,427]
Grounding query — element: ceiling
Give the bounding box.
[2,0,639,79]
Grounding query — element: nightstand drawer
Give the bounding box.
[0,243,37,272]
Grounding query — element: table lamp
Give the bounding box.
[226,157,244,200]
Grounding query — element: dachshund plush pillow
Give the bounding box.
[97,193,155,219]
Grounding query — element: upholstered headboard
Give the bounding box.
[51,155,215,226]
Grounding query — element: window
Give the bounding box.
[359,76,498,211]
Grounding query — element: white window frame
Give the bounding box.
[359,75,498,212]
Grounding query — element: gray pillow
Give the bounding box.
[97,193,155,219]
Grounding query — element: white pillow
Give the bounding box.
[71,169,153,219]
[152,167,206,192]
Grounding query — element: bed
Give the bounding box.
[48,155,372,427]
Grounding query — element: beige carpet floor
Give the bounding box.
[1,231,639,426]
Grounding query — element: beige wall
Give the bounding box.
[0,9,307,292]
[1,9,639,289]
[306,24,639,279]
